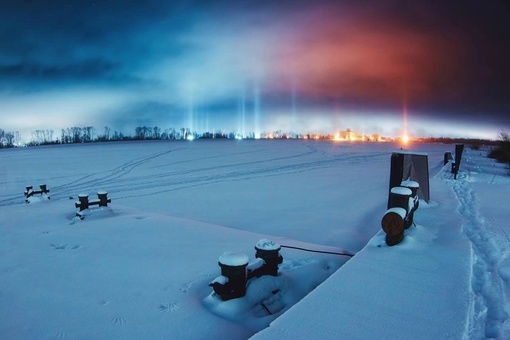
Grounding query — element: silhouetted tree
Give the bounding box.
[488,131,510,165]
[104,126,111,141]
[153,126,161,139]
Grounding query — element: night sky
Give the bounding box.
[1,0,509,140]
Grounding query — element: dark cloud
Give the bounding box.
[0,59,115,80]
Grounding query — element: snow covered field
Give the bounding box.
[1,140,509,339]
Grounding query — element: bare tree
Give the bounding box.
[144,126,152,139]
[82,126,94,142]
[70,127,82,143]
[135,127,143,140]
[4,132,15,146]
[46,130,54,143]
[104,126,111,141]
[153,126,161,139]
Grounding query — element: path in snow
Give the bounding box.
[445,149,510,339]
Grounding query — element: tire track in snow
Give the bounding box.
[51,149,179,196]
[449,178,508,339]
[113,151,387,200]
[89,145,318,190]
[0,144,386,207]
[0,148,186,206]
[18,146,316,204]
[50,146,317,201]
[1,144,385,206]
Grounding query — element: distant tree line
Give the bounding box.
[488,131,510,169]
[23,125,248,146]
[414,137,498,146]
[0,128,20,148]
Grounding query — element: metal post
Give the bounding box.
[444,152,452,165]
[453,144,464,180]
[97,191,111,207]
[388,153,405,209]
[381,207,406,246]
[214,253,249,301]
[76,194,89,211]
[24,186,33,198]
[254,239,283,276]
[39,184,49,194]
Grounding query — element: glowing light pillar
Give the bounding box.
[402,99,409,143]
[253,85,260,139]
[187,93,194,133]
[291,84,297,136]
[205,112,209,135]
[238,88,246,138]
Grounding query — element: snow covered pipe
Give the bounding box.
[381,207,406,246]
[382,182,420,246]
[210,239,283,300]
[249,239,283,278]
[75,192,111,212]
[388,187,412,213]
[24,184,50,202]
[210,253,249,301]
[400,180,420,228]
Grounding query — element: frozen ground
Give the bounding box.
[0,140,508,339]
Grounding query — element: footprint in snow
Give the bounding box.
[99,299,110,306]
[179,283,192,293]
[111,317,126,326]
[179,274,216,293]
[50,244,81,250]
[159,303,179,313]
[55,331,68,339]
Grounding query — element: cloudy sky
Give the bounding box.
[1,0,509,140]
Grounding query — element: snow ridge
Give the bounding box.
[449,176,509,339]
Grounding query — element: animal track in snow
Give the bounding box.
[55,331,68,339]
[99,299,110,306]
[159,302,179,313]
[50,244,81,250]
[111,317,126,326]
[179,283,192,293]
[179,274,215,293]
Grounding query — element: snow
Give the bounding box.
[255,239,281,251]
[246,258,265,272]
[391,186,413,196]
[401,179,420,188]
[1,140,509,339]
[394,150,429,156]
[210,275,229,285]
[384,207,407,219]
[219,253,250,267]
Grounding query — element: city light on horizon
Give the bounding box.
[1,100,504,145]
